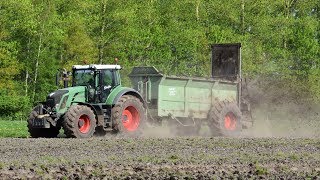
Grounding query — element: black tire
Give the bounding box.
[63,105,96,138]
[27,105,60,138]
[208,100,242,136]
[111,95,146,137]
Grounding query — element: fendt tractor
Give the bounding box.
[28,64,146,138]
[28,43,251,138]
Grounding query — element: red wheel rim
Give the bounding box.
[78,115,91,133]
[122,106,140,131]
[224,112,237,131]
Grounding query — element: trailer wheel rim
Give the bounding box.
[78,115,91,133]
[122,106,140,131]
[224,112,237,131]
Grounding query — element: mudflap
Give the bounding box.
[32,115,51,128]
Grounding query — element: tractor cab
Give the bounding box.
[72,64,122,103]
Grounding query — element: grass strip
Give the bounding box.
[0,120,29,138]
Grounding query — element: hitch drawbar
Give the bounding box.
[32,114,51,128]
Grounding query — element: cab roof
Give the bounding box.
[72,64,121,70]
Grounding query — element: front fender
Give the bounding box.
[106,86,145,107]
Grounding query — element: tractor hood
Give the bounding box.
[46,89,69,108]
[61,86,86,98]
[46,86,86,112]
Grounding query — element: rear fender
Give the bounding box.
[112,88,145,107]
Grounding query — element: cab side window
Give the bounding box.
[102,70,113,86]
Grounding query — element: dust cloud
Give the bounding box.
[142,124,176,138]
[242,102,320,138]
[141,103,320,138]
[242,77,320,138]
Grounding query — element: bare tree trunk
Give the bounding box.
[241,0,245,34]
[196,0,200,21]
[25,70,29,96]
[27,37,31,57]
[283,0,289,49]
[32,34,42,102]
[25,37,31,97]
[99,0,107,64]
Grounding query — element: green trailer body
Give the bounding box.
[159,77,238,119]
[129,67,238,119]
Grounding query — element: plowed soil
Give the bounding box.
[0,137,319,179]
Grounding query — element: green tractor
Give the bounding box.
[28,64,146,138]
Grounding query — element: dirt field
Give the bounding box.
[1,94,320,179]
[0,136,319,179]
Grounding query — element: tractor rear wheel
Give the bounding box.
[208,100,242,136]
[27,105,60,138]
[111,95,145,136]
[63,105,96,138]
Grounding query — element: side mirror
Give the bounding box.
[55,72,60,87]
[62,72,69,88]
[55,69,71,89]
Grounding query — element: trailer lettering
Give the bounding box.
[168,88,176,96]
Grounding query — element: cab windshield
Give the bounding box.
[73,69,95,86]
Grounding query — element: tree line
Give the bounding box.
[0,0,319,119]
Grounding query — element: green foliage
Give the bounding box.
[0,91,30,119]
[0,120,29,137]
[0,0,319,119]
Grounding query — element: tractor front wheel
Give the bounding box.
[63,105,96,138]
[27,105,60,138]
[112,95,145,136]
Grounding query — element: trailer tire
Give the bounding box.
[208,100,242,136]
[27,105,60,138]
[63,105,96,138]
[112,95,146,137]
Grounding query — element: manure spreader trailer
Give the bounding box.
[129,43,251,136]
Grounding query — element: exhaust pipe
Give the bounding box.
[62,68,68,88]
[56,69,69,88]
